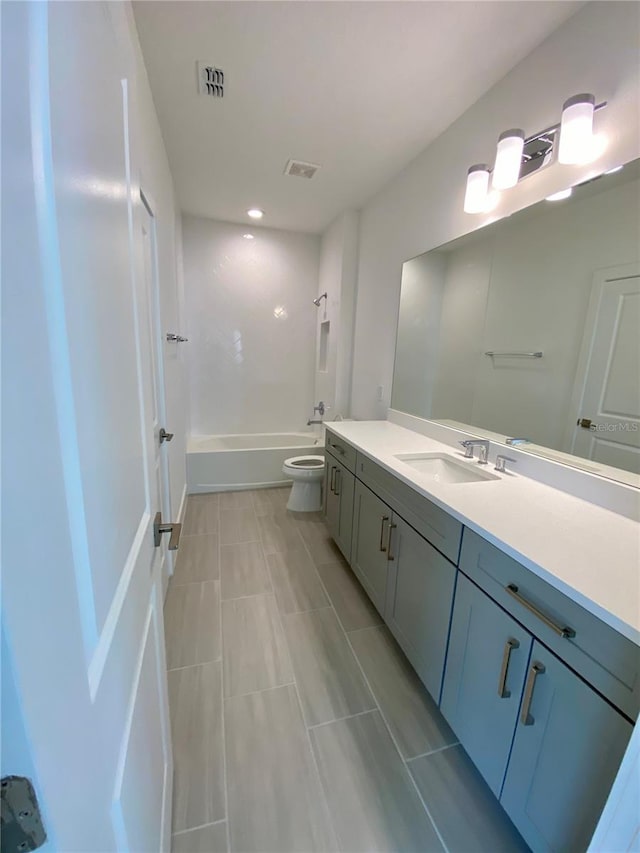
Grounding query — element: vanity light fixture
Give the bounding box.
[492,129,525,190]
[247,208,264,219]
[243,233,254,239]
[463,94,606,213]
[558,94,595,165]
[464,164,491,214]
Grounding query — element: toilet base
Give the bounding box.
[287,480,322,512]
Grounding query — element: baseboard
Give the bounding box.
[188,480,292,494]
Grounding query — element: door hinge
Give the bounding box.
[1,776,47,853]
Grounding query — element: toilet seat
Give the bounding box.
[283,455,325,470]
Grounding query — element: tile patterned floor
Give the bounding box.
[165,487,528,853]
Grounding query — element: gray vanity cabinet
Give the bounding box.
[441,574,533,796]
[385,515,456,702]
[324,455,355,564]
[350,480,391,614]
[501,640,633,853]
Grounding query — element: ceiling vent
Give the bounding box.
[197,61,224,98]
[284,159,321,179]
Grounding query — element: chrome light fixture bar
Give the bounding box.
[464,96,606,214]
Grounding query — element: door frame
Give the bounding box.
[562,263,640,455]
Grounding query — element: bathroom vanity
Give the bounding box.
[323,421,639,853]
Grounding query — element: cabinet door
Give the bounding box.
[384,515,456,702]
[351,480,392,613]
[441,574,533,797]
[501,640,633,853]
[333,461,355,563]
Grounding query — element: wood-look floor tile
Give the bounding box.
[172,822,228,853]
[288,511,327,544]
[267,547,329,614]
[252,487,290,516]
[219,489,254,510]
[165,581,220,669]
[225,685,336,853]
[219,508,259,545]
[409,744,528,852]
[349,626,456,759]
[317,560,383,632]
[310,710,444,853]
[257,512,305,555]
[173,534,219,585]
[220,541,271,600]
[304,533,346,568]
[169,662,225,834]
[283,607,375,726]
[222,594,293,697]
[183,497,219,536]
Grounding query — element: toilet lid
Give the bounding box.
[284,455,325,469]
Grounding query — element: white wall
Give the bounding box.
[315,210,359,419]
[351,2,640,420]
[182,215,320,434]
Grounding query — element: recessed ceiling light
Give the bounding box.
[545,188,573,202]
[604,165,623,175]
[243,233,254,240]
[247,208,264,219]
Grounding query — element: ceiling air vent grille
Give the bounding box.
[284,159,321,179]
[197,61,224,98]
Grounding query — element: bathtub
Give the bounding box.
[187,432,323,493]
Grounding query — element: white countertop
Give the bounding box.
[326,420,640,646]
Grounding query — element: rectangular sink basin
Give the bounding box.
[394,453,500,485]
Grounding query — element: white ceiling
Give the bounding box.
[133,1,581,234]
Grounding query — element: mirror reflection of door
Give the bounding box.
[568,267,640,473]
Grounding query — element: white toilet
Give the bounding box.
[282,455,325,512]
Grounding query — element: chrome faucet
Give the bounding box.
[307,401,325,427]
[495,454,517,473]
[459,439,489,464]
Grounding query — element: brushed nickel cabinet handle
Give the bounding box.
[387,522,397,561]
[379,516,390,552]
[330,466,336,493]
[334,468,341,496]
[520,662,545,726]
[506,584,575,639]
[330,442,345,456]
[497,638,520,698]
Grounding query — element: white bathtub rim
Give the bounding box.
[188,432,322,453]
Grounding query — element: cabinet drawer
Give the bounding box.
[324,429,357,473]
[356,453,462,564]
[460,528,640,720]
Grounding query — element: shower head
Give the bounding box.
[313,292,328,307]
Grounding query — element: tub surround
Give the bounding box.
[325,420,640,645]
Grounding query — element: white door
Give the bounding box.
[141,191,175,594]
[567,266,640,475]
[2,3,172,850]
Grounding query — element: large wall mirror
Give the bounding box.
[391,159,640,487]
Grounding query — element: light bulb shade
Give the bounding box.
[464,164,490,214]
[492,129,524,190]
[558,94,595,165]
